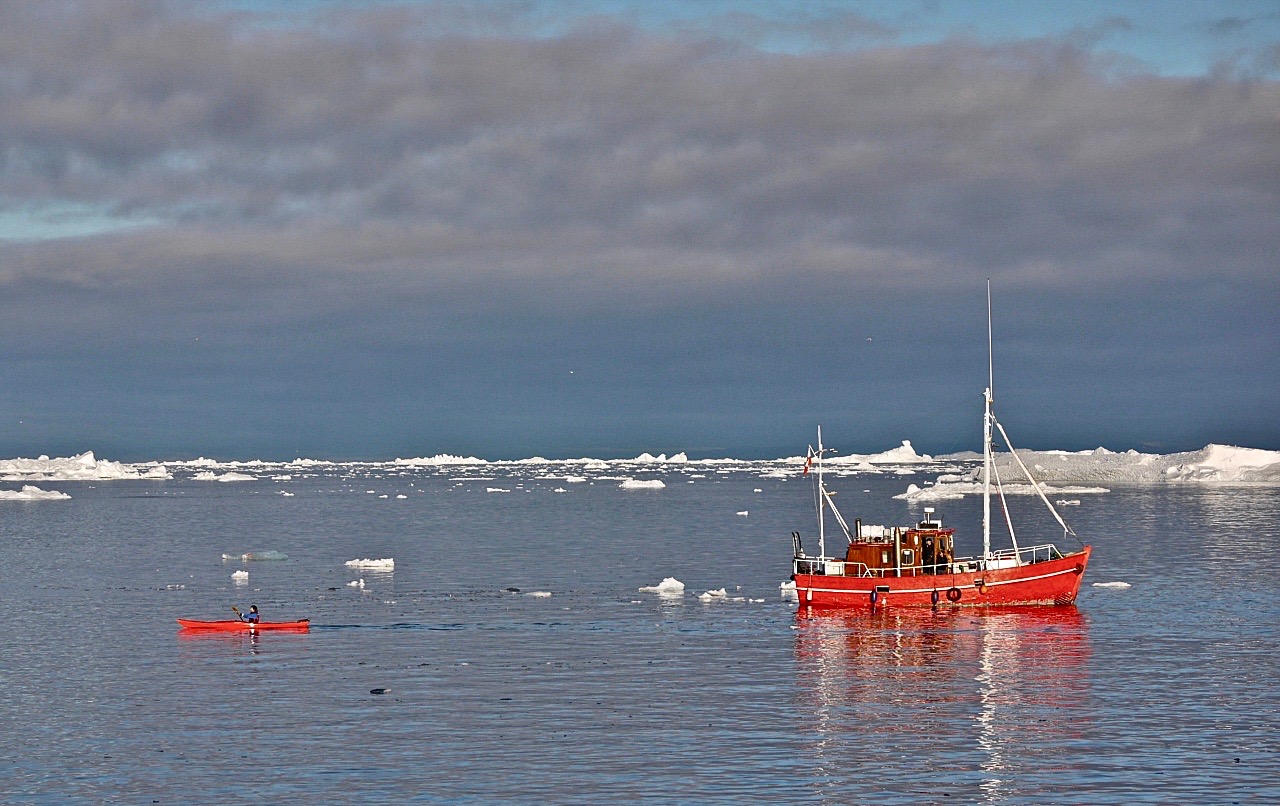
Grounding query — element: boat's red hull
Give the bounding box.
[177,618,310,631]
[795,546,1091,607]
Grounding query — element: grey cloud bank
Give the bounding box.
[0,2,1275,460]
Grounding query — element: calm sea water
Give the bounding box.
[1,463,1277,803]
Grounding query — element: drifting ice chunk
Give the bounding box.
[619,479,665,490]
[698,588,728,601]
[194,471,256,482]
[525,591,552,598]
[1092,581,1132,589]
[223,551,289,561]
[348,578,365,588]
[0,485,71,501]
[736,510,749,516]
[346,558,394,571]
[638,577,685,594]
[487,487,510,493]
[232,570,249,584]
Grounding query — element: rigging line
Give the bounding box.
[992,416,1079,542]
[988,443,1021,558]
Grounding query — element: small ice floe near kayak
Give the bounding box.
[0,485,70,501]
[736,510,749,516]
[619,479,665,490]
[194,471,256,482]
[638,577,685,595]
[345,558,394,571]
[232,570,249,584]
[525,591,552,598]
[223,551,289,561]
[347,578,365,588]
[1092,581,1132,589]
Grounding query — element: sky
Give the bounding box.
[0,0,1276,460]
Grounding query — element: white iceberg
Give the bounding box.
[194,471,256,482]
[698,588,728,601]
[393,454,486,466]
[1092,581,1132,589]
[345,558,394,571]
[630,452,688,463]
[619,479,665,490]
[0,485,71,501]
[639,577,685,594]
[895,481,1109,501]
[0,451,171,481]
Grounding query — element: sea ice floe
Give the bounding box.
[487,487,510,493]
[0,485,71,501]
[0,451,171,481]
[525,591,552,598]
[348,578,365,588]
[223,551,289,561]
[278,491,295,496]
[698,588,727,601]
[1092,581,1132,589]
[395,494,407,499]
[232,570,249,583]
[639,577,685,595]
[1055,499,1081,506]
[346,558,394,571]
[194,471,255,482]
[895,481,1109,501]
[619,479,665,490]
[736,510,749,516]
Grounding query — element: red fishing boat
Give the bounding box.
[790,285,1091,608]
[177,618,310,632]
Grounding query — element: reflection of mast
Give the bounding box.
[976,614,1020,799]
[793,607,1091,798]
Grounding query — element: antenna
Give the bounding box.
[987,280,994,398]
[983,280,993,561]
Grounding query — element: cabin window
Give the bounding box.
[881,551,889,564]
[902,550,914,564]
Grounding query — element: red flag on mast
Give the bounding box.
[802,446,815,475]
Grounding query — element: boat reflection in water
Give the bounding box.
[793,606,1090,803]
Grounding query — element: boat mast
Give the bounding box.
[817,425,826,560]
[983,281,993,562]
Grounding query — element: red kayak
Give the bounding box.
[177,618,310,632]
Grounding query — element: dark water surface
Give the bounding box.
[1,464,1277,803]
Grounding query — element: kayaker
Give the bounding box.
[242,605,260,624]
